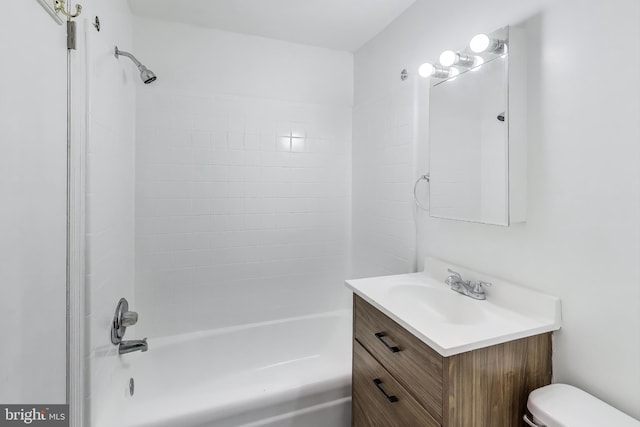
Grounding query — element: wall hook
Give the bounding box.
[54,0,82,19]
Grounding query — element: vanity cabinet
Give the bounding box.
[352,295,552,427]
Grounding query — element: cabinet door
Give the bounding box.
[352,341,440,427]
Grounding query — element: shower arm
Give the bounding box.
[114,47,143,69]
[114,45,157,84]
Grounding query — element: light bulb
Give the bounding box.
[419,62,455,79]
[470,34,506,54]
[470,34,491,53]
[439,50,457,67]
[448,68,460,78]
[440,50,477,68]
[418,63,435,78]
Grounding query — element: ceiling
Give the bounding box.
[128,0,416,52]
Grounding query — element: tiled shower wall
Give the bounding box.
[130,17,354,338]
[135,93,351,337]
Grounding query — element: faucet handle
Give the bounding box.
[121,311,139,327]
[447,268,463,279]
[472,280,492,294]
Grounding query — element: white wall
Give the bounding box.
[0,2,67,404]
[353,0,640,418]
[133,18,353,338]
[0,0,138,419]
[133,18,352,106]
[81,1,138,425]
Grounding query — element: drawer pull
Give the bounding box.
[373,378,399,403]
[375,332,400,353]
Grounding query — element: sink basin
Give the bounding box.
[387,284,486,325]
[345,256,562,356]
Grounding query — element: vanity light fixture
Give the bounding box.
[418,62,454,79]
[470,56,485,71]
[439,50,476,68]
[469,33,506,54]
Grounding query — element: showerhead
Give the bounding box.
[139,65,157,84]
[114,46,157,85]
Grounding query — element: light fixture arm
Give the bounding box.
[455,53,476,67]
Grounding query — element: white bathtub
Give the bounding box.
[110,310,352,427]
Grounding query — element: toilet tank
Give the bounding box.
[526,384,640,427]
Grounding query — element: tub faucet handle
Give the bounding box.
[111,298,141,345]
[121,311,138,327]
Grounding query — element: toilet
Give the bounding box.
[525,384,640,427]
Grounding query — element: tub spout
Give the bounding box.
[119,338,148,355]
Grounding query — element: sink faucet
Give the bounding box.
[445,268,491,300]
[119,338,148,355]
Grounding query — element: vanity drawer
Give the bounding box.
[352,340,440,427]
[354,295,444,422]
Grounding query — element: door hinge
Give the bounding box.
[67,21,77,50]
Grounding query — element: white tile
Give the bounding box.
[244,151,261,166]
[244,133,260,151]
[191,131,212,148]
[260,132,277,151]
[192,114,214,131]
[291,138,305,152]
[211,130,228,149]
[228,131,244,150]
[277,136,292,152]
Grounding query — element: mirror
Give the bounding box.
[427,26,526,226]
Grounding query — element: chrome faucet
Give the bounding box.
[111,298,149,355]
[119,338,148,355]
[445,268,492,300]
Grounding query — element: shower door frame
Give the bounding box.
[68,15,89,427]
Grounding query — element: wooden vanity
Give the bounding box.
[351,295,553,427]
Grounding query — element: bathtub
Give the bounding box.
[109,310,352,427]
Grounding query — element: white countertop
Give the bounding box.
[345,257,562,357]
